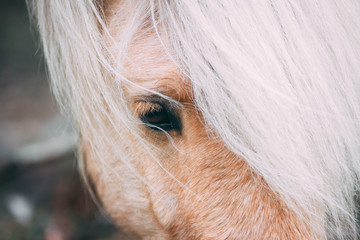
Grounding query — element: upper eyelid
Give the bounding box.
[134,101,163,116]
[134,94,182,110]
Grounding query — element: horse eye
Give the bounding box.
[139,104,181,132]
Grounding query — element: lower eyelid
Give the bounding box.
[140,110,181,132]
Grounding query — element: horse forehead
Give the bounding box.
[123,33,187,99]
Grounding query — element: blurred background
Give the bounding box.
[0,0,130,239]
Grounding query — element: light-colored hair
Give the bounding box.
[28,0,360,238]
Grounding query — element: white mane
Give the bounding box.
[28,0,360,239]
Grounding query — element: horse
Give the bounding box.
[27,0,360,239]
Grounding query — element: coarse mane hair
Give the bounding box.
[28,0,360,239]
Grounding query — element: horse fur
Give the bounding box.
[27,0,360,239]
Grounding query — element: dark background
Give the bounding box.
[0,0,125,239]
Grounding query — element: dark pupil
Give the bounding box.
[140,107,180,132]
